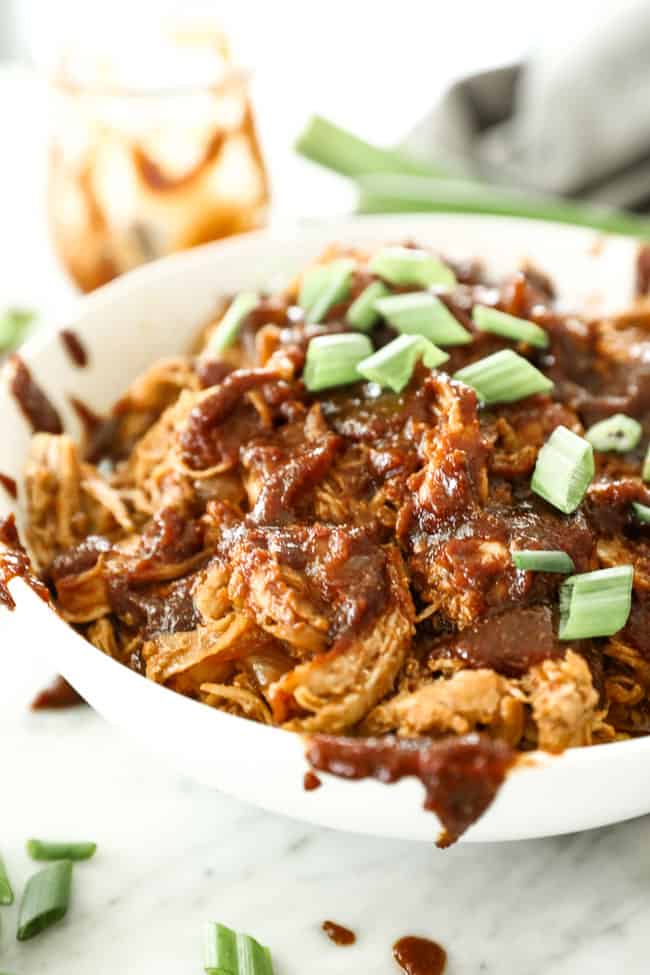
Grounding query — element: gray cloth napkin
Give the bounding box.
[401,0,650,209]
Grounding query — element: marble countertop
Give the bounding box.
[2,605,650,975]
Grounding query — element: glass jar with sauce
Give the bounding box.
[47,21,269,292]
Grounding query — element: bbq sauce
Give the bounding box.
[68,397,119,464]
[0,473,17,499]
[393,936,447,975]
[321,921,356,946]
[31,675,85,710]
[9,356,63,434]
[303,770,321,791]
[59,329,88,367]
[0,514,50,610]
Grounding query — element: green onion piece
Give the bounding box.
[299,258,355,323]
[357,334,449,393]
[643,444,650,482]
[632,501,650,523]
[204,922,274,975]
[585,414,643,453]
[0,307,36,353]
[531,426,594,514]
[355,173,650,239]
[453,349,553,405]
[294,114,446,179]
[369,247,457,289]
[0,856,14,905]
[17,860,73,942]
[303,332,373,391]
[472,304,548,349]
[512,550,575,573]
[346,281,390,331]
[207,293,259,354]
[27,839,97,862]
[559,565,634,640]
[375,292,471,345]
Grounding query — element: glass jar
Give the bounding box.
[47,23,269,292]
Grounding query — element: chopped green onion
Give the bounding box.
[531,426,594,514]
[454,349,553,405]
[375,292,471,345]
[204,922,274,975]
[472,304,548,349]
[0,856,14,905]
[299,258,355,323]
[303,332,373,391]
[632,501,650,523]
[369,247,457,289]
[559,565,633,640]
[294,114,445,179]
[512,550,575,573]
[27,839,97,862]
[346,281,390,331]
[207,293,258,354]
[17,860,73,941]
[357,334,448,393]
[0,307,36,353]
[585,414,643,453]
[642,444,650,482]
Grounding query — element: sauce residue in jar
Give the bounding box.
[321,921,356,946]
[0,514,50,610]
[9,356,63,434]
[0,473,17,499]
[31,675,85,710]
[60,329,88,367]
[303,770,321,791]
[393,936,447,975]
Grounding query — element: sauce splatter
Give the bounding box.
[303,770,322,791]
[69,397,119,464]
[0,514,50,610]
[0,473,17,499]
[393,936,447,975]
[321,921,356,946]
[9,356,63,434]
[60,329,88,367]
[31,675,85,710]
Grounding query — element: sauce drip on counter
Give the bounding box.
[393,936,447,975]
[9,356,63,434]
[0,473,17,499]
[321,921,356,946]
[303,770,322,791]
[306,733,515,847]
[60,329,88,367]
[0,514,50,610]
[31,675,85,710]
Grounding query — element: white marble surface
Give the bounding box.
[2,608,650,974]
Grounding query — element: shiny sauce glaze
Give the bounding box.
[9,356,63,434]
[393,936,447,975]
[0,473,17,499]
[321,921,356,946]
[306,733,515,848]
[0,514,50,610]
[59,329,88,367]
[31,675,85,710]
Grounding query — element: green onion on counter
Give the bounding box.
[357,334,448,392]
[531,426,594,514]
[369,247,457,289]
[472,304,549,349]
[303,332,372,391]
[559,566,634,640]
[17,860,73,941]
[512,550,576,573]
[346,281,390,331]
[454,349,553,405]
[375,292,471,345]
[204,922,275,975]
[207,292,259,354]
[0,857,14,905]
[299,259,356,323]
[27,839,97,863]
[585,414,643,453]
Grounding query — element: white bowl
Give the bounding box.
[3,214,650,843]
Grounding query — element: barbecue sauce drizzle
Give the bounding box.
[59,329,88,367]
[31,675,85,710]
[321,921,356,946]
[393,936,447,975]
[9,356,63,434]
[0,473,17,499]
[0,514,50,610]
